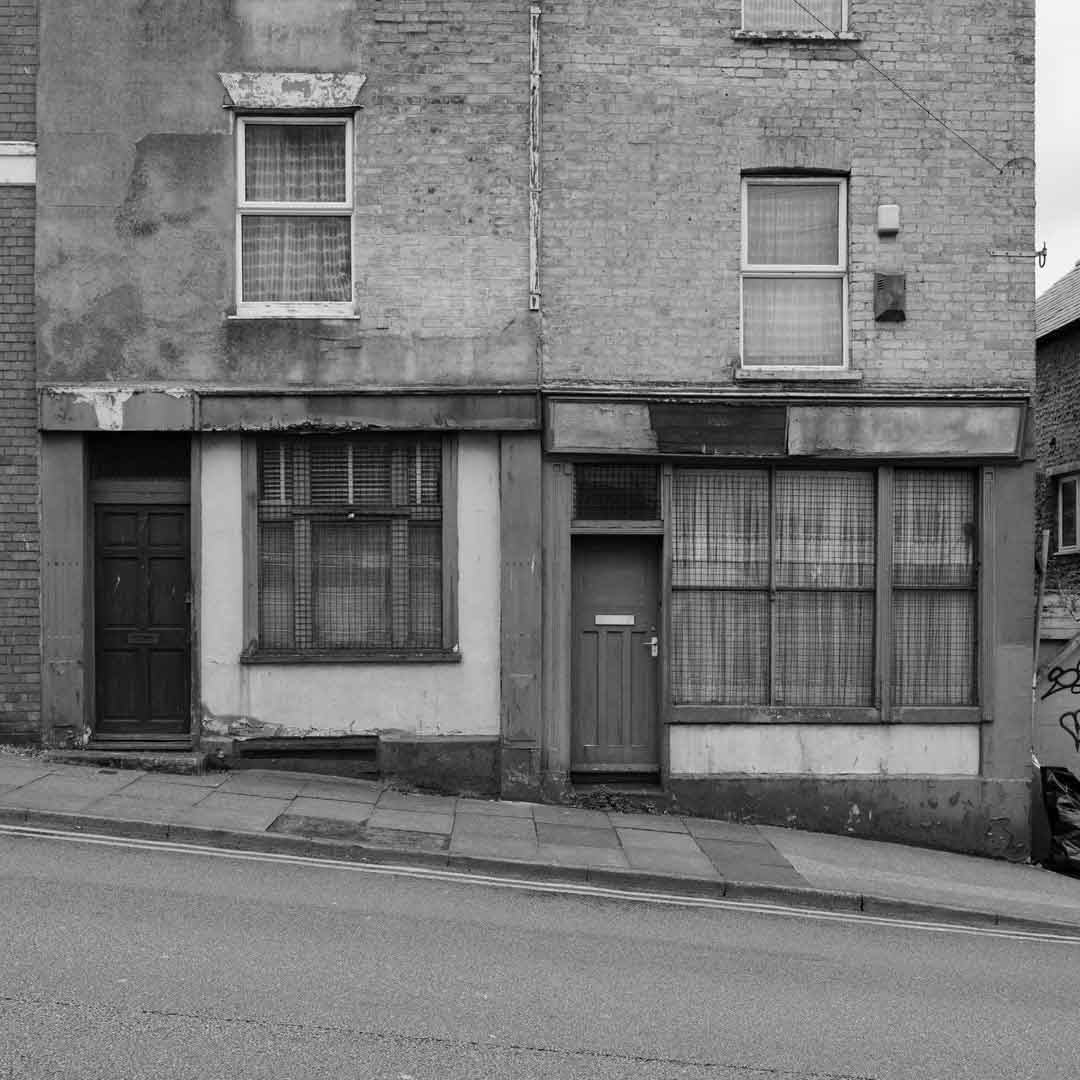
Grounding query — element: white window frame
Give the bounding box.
[235,115,355,318]
[1059,475,1080,554]
[741,0,848,33]
[739,175,848,372]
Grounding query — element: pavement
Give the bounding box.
[1,751,1079,934]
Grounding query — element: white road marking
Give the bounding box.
[1,822,1077,945]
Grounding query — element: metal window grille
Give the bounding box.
[573,464,660,521]
[892,469,977,706]
[671,467,875,706]
[257,436,442,652]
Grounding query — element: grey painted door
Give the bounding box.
[571,536,660,772]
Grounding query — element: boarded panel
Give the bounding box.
[788,404,1025,458]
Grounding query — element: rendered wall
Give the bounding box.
[199,433,501,739]
[36,0,535,389]
[668,725,981,777]
[541,0,1035,391]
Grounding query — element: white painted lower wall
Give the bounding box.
[198,433,501,739]
[668,724,981,777]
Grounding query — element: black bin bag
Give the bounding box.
[1042,766,1080,874]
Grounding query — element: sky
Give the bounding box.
[1036,0,1080,294]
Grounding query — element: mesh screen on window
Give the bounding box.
[256,436,442,652]
[573,464,660,520]
[891,469,977,706]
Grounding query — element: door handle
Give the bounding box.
[644,634,659,658]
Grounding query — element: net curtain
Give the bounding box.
[242,124,351,303]
[743,0,844,31]
[744,182,843,365]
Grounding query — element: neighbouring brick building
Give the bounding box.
[29,1,1035,856]
[0,0,39,745]
[1033,263,1080,767]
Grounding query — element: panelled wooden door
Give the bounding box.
[571,536,660,772]
[94,505,191,735]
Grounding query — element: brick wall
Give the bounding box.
[0,188,39,744]
[1035,323,1080,596]
[1,0,39,742]
[541,0,1035,392]
[0,0,35,140]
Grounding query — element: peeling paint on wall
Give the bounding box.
[70,389,133,431]
[218,72,367,110]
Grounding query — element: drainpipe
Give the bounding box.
[529,4,542,312]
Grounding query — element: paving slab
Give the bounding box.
[532,804,612,828]
[449,834,541,861]
[452,814,536,843]
[287,796,374,825]
[367,807,454,835]
[620,846,719,878]
[270,814,368,843]
[696,837,796,870]
[363,827,449,853]
[0,770,144,811]
[168,791,292,832]
[606,812,688,833]
[455,799,535,819]
[79,793,206,824]
[536,822,620,849]
[0,762,55,787]
[539,843,630,869]
[722,863,811,887]
[298,777,382,803]
[114,776,219,803]
[615,827,703,853]
[376,790,458,814]
[684,818,771,843]
[218,770,312,798]
[130,771,228,789]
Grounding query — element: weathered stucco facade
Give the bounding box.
[31,1,1036,856]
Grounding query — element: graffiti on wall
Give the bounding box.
[1041,659,1080,754]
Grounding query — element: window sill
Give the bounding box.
[735,366,863,383]
[731,30,860,43]
[228,312,362,322]
[241,648,462,665]
[669,705,982,724]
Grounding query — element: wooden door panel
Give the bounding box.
[148,557,187,627]
[147,510,187,547]
[148,650,188,723]
[98,650,141,721]
[572,537,660,771]
[95,504,190,735]
[99,557,141,626]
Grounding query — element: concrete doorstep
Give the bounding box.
[1,755,1079,936]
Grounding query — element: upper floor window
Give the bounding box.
[236,116,354,317]
[742,0,847,32]
[740,176,848,370]
[1059,475,1080,553]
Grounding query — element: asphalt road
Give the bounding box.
[0,830,1075,1080]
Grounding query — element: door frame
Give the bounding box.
[570,532,663,775]
[543,460,671,787]
[88,472,196,746]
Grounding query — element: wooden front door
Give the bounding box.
[571,536,660,773]
[94,504,191,735]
